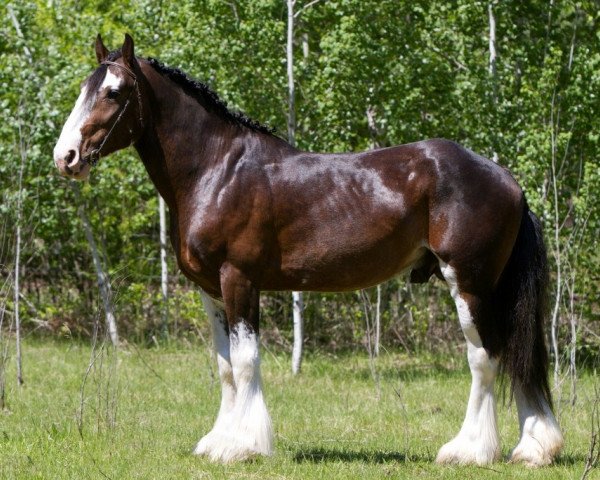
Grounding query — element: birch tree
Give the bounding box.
[159,195,169,338]
[13,114,25,386]
[488,2,499,164]
[366,106,382,357]
[72,185,119,346]
[8,2,34,386]
[287,0,304,375]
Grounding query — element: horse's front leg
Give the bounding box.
[196,265,273,463]
[193,291,237,459]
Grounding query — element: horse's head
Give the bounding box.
[53,34,145,180]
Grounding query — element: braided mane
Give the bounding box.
[86,51,276,135]
[146,57,276,135]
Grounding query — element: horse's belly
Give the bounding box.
[267,212,428,291]
[295,245,426,292]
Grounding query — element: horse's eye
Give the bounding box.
[107,89,120,100]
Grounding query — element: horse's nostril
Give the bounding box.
[65,150,76,164]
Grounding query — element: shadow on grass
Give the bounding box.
[293,447,433,464]
[554,453,589,466]
[294,447,585,469]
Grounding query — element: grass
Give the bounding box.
[0,339,597,479]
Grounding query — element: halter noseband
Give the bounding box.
[86,60,143,166]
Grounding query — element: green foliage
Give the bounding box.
[0,0,598,353]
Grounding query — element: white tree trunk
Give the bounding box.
[366,105,382,358]
[488,2,499,163]
[7,4,32,64]
[72,185,118,346]
[14,217,23,386]
[287,0,304,375]
[14,129,24,386]
[567,27,578,406]
[568,280,577,405]
[549,93,561,388]
[488,3,497,77]
[159,195,168,338]
[291,291,304,374]
[14,105,27,387]
[287,0,296,148]
[374,284,381,357]
[9,0,31,389]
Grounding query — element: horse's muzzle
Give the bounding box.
[54,148,91,180]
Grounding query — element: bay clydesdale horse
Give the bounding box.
[53,34,563,466]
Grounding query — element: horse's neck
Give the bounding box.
[134,70,242,211]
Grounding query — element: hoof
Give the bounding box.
[509,431,563,467]
[510,405,564,467]
[194,428,272,463]
[436,435,500,466]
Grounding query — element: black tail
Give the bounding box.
[495,201,553,411]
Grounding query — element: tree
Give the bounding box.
[287,0,304,375]
[72,185,119,346]
[159,195,168,339]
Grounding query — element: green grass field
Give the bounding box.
[0,340,597,479]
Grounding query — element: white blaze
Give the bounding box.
[53,85,92,166]
[53,68,122,166]
[100,69,123,91]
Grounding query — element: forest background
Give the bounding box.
[1,0,599,383]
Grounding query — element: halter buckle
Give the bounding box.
[88,149,100,166]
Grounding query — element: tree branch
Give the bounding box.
[7,4,33,64]
[294,0,323,19]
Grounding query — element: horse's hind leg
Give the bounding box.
[436,263,501,465]
[193,291,237,459]
[510,385,563,466]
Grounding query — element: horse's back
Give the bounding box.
[258,138,521,291]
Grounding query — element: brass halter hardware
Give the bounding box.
[86,60,143,166]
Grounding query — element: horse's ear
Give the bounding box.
[95,34,109,64]
[122,33,136,68]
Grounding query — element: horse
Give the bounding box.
[53,34,563,466]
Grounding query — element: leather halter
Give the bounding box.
[101,60,136,79]
[85,60,143,166]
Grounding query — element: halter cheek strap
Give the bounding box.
[86,61,144,166]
